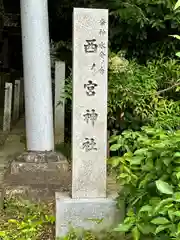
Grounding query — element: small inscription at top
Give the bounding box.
[100,18,106,26]
[99,29,106,36]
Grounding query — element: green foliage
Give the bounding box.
[62,53,180,133]
[58,228,122,240]
[108,53,180,131]
[109,127,180,240]
[50,0,180,62]
[0,198,55,240]
[0,198,123,240]
[170,0,180,58]
[174,0,180,10]
[107,0,180,61]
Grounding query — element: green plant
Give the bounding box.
[107,0,180,61]
[0,198,55,240]
[108,53,180,132]
[57,227,123,240]
[170,0,180,58]
[62,53,180,134]
[109,127,180,239]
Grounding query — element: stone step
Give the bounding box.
[3,183,71,201]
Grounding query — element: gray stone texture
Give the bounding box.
[56,192,124,237]
[72,8,108,199]
[3,82,13,132]
[55,61,65,144]
[14,150,67,163]
[13,79,21,121]
[0,137,71,201]
[1,150,70,201]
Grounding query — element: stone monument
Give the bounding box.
[3,82,12,132]
[13,79,21,121]
[56,8,123,237]
[55,61,65,144]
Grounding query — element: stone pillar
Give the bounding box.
[13,80,21,121]
[6,0,69,201]
[56,8,123,237]
[20,0,54,151]
[55,61,65,144]
[3,82,13,132]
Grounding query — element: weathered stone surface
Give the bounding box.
[56,192,124,237]
[3,82,13,132]
[13,79,21,121]
[10,151,69,186]
[1,148,70,201]
[56,176,123,237]
[15,150,67,163]
[4,184,71,201]
[55,61,65,144]
[11,161,69,176]
[72,8,108,199]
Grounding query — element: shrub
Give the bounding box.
[109,127,180,239]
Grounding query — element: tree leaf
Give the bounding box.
[173,192,180,202]
[114,223,133,232]
[176,52,180,58]
[134,148,148,156]
[170,34,180,40]
[110,143,122,151]
[176,172,180,180]
[108,157,122,167]
[172,211,180,217]
[163,158,172,166]
[132,226,140,240]
[130,156,144,165]
[174,152,180,157]
[174,0,180,10]
[156,180,173,195]
[139,205,152,213]
[109,135,119,143]
[178,222,180,234]
[119,173,129,178]
[155,224,171,234]
[153,198,173,214]
[151,217,170,225]
[137,224,155,234]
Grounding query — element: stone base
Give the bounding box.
[2,151,71,201]
[56,192,124,237]
[10,151,69,175]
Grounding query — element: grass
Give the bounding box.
[0,197,55,240]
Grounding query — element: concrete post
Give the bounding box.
[20,0,54,151]
[55,61,65,144]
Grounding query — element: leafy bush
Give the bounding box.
[108,53,180,131]
[109,127,180,239]
[50,0,180,62]
[62,53,180,134]
[107,0,180,61]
